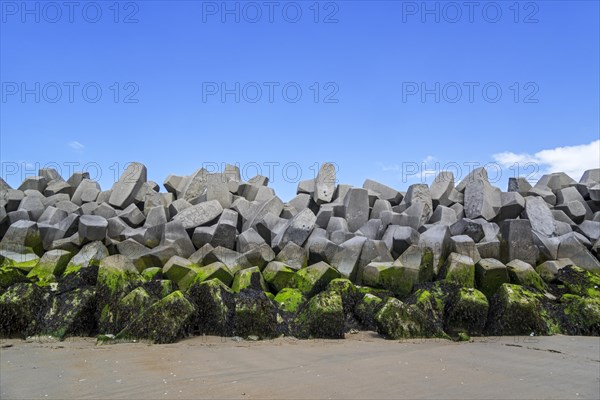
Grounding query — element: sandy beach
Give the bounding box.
[1,333,598,400]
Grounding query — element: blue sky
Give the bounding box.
[1,0,599,200]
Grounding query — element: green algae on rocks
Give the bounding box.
[375,297,447,340]
[116,290,195,344]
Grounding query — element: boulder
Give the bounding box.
[0,283,46,337]
[96,255,146,333]
[342,188,370,232]
[497,192,525,220]
[442,253,475,288]
[536,259,574,283]
[361,261,419,297]
[418,225,451,272]
[187,278,234,336]
[78,215,108,242]
[162,256,200,290]
[63,241,108,277]
[475,258,509,298]
[524,196,556,236]
[430,171,454,208]
[329,236,366,280]
[109,162,147,209]
[313,163,336,204]
[292,262,341,297]
[382,226,419,257]
[499,219,539,266]
[354,293,383,330]
[233,289,277,339]
[556,265,600,299]
[508,177,532,194]
[0,220,43,256]
[27,249,72,284]
[119,204,145,228]
[558,294,600,335]
[536,172,577,192]
[173,200,223,230]
[444,287,488,336]
[464,179,500,221]
[363,179,403,205]
[296,290,345,338]
[486,284,558,335]
[404,184,433,226]
[161,221,195,258]
[191,262,234,287]
[506,259,546,291]
[556,233,600,274]
[375,297,445,339]
[262,261,295,293]
[272,209,316,252]
[397,245,435,283]
[274,288,306,313]
[450,235,481,264]
[117,290,194,343]
[231,266,268,292]
[40,287,96,339]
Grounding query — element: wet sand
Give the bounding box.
[1,333,599,399]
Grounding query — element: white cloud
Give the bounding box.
[493,140,600,182]
[68,141,85,152]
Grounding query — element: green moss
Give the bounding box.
[0,283,46,337]
[62,242,108,277]
[117,291,195,344]
[28,270,56,287]
[559,294,600,335]
[445,262,475,288]
[10,257,40,273]
[162,258,198,283]
[327,278,358,314]
[176,268,203,291]
[234,289,278,339]
[354,293,383,330]
[262,262,295,293]
[487,284,555,336]
[0,266,29,291]
[507,268,546,292]
[96,259,146,334]
[141,267,162,281]
[274,288,306,313]
[475,263,509,299]
[358,286,394,299]
[40,287,96,340]
[296,290,345,339]
[112,287,153,333]
[292,263,341,298]
[191,262,234,288]
[557,266,600,299]
[63,263,83,277]
[363,293,383,305]
[457,332,470,342]
[374,297,448,340]
[445,288,489,336]
[410,282,452,330]
[157,280,175,298]
[232,267,267,293]
[362,263,418,297]
[97,265,145,300]
[418,289,445,320]
[419,248,435,282]
[187,278,234,336]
